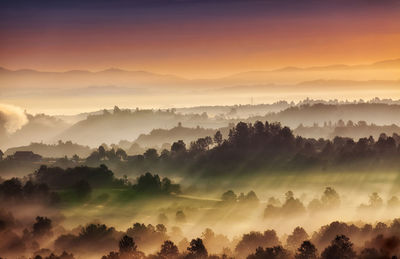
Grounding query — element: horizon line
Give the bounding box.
[1,57,399,80]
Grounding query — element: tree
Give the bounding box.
[239,191,259,204]
[286,227,309,251]
[119,235,137,254]
[161,177,181,194]
[36,252,75,259]
[295,241,318,259]
[254,121,265,136]
[0,178,23,199]
[125,223,167,253]
[101,236,144,259]
[187,238,208,259]
[171,140,186,154]
[113,106,121,114]
[132,173,180,195]
[72,154,80,162]
[133,173,161,194]
[98,146,106,159]
[158,240,179,259]
[247,246,290,259]
[321,235,356,259]
[281,191,306,215]
[214,131,223,146]
[190,138,209,153]
[232,122,250,147]
[144,149,158,160]
[102,252,120,259]
[116,149,128,160]
[368,192,383,208]
[320,187,340,209]
[235,230,280,258]
[201,228,230,255]
[221,190,237,203]
[204,136,213,149]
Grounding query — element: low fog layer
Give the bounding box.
[1,58,400,115]
[0,104,28,144]
[2,168,400,259]
[1,100,400,258]
[2,99,400,150]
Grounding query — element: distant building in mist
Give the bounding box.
[9,151,42,162]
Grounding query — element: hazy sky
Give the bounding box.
[1,0,400,78]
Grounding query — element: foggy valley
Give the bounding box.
[2,0,400,258]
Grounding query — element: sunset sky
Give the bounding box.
[1,0,400,78]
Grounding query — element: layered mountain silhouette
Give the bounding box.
[1,58,399,90]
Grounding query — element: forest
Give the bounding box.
[2,0,400,257]
[1,117,400,258]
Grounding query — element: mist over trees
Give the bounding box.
[0,177,59,205]
[252,102,400,129]
[3,207,400,259]
[106,120,400,179]
[1,0,400,254]
[134,125,228,150]
[294,120,400,140]
[4,141,92,158]
[2,102,400,259]
[3,118,400,184]
[3,100,400,152]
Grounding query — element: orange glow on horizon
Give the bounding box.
[1,11,399,78]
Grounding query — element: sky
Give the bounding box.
[1,0,400,78]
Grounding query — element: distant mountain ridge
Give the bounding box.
[273,58,400,72]
[0,66,182,78]
[227,58,400,79]
[0,66,187,89]
[1,57,399,82]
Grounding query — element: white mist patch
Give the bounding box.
[0,103,28,134]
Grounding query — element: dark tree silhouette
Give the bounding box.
[238,191,259,204]
[286,227,309,251]
[235,230,280,258]
[0,178,22,199]
[321,187,340,209]
[116,148,128,160]
[119,235,137,254]
[102,252,120,259]
[34,251,76,259]
[101,235,144,259]
[213,131,223,146]
[158,240,179,259]
[144,149,159,160]
[126,223,168,252]
[321,235,356,259]
[221,190,237,203]
[171,140,186,154]
[132,172,180,195]
[295,241,318,259]
[187,238,208,259]
[98,145,106,159]
[247,246,290,259]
